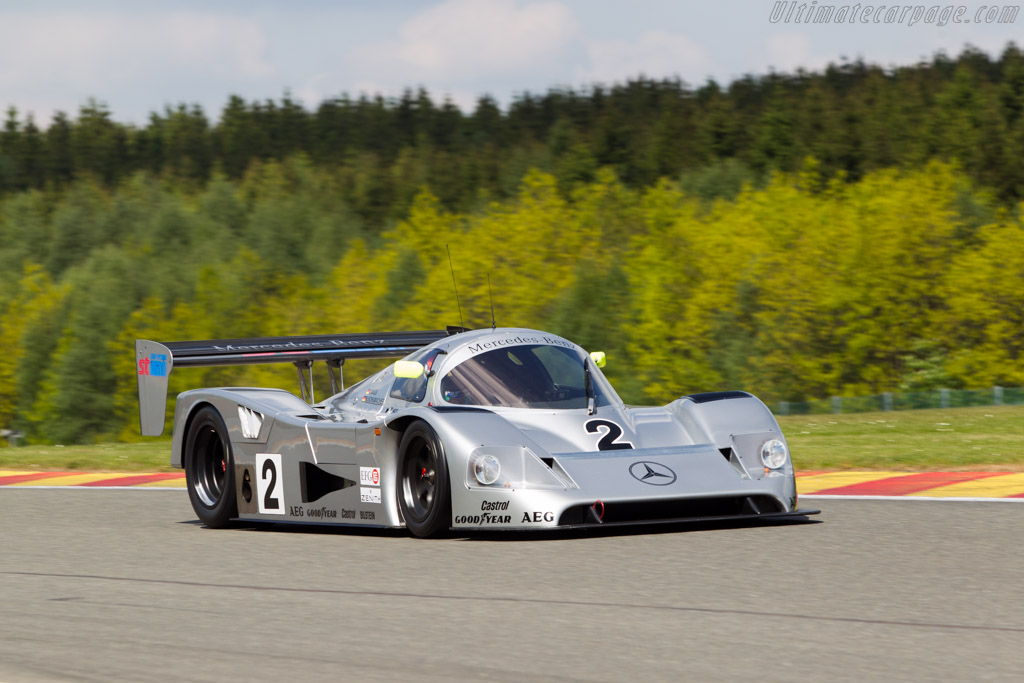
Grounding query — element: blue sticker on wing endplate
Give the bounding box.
[138,353,168,377]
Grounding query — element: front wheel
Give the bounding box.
[184,406,237,528]
[397,420,451,538]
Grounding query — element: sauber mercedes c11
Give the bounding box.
[136,327,818,537]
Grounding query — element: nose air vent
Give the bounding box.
[540,457,578,489]
[685,391,753,404]
[558,495,783,525]
[721,446,751,479]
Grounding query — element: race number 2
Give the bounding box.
[256,453,285,514]
[585,419,635,451]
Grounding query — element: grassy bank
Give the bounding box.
[1,404,1022,473]
[778,404,1024,471]
[0,440,175,472]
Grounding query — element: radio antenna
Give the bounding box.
[446,244,464,330]
[487,273,496,330]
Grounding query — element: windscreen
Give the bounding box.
[439,344,609,409]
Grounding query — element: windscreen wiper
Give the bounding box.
[583,359,596,415]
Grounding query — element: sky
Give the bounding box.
[1,0,1022,125]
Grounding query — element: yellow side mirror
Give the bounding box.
[393,361,424,379]
[590,351,606,368]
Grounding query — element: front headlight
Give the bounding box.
[760,439,788,469]
[471,454,501,485]
[465,446,571,490]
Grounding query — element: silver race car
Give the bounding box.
[136,327,817,537]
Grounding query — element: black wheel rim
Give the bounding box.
[402,435,437,522]
[192,424,227,508]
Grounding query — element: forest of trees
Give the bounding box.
[5,45,1024,217]
[1,46,1024,443]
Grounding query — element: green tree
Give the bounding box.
[34,247,142,442]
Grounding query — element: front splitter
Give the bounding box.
[456,508,820,532]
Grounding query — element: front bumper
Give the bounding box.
[455,504,820,532]
[450,445,813,531]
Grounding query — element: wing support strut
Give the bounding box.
[135,329,455,436]
[295,360,314,404]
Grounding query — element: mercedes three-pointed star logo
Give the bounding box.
[628,461,677,486]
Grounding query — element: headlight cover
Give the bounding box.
[465,446,571,490]
[760,438,788,469]
[471,454,501,485]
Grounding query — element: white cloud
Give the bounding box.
[765,32,828,73]
[163,14,273,79]
[0,9,273,118]
[577,30,712,85]
[296,73,330,109]
[350,0,578,84]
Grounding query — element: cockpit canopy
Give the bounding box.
[439,344,610,410]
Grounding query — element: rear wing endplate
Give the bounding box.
[136,329,459,436]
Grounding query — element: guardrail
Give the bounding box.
[776,387,1024,415]
[0,429,25,447]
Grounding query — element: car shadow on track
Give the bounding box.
[176,518,411,537]
[177,514,821,541]
[458,515,822,542]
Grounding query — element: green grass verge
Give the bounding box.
[779,404,1024,471]
[1,404,1022,473]
[0,439,176,472]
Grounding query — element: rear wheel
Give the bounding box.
[397,420,450,538]
[184,406,237,528]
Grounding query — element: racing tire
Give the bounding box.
[184,406,237,528]
[397,420,451,538]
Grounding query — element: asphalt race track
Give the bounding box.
[1,490,1021,682]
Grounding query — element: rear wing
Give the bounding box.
[136,329,460,436]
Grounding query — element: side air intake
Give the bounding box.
[299,462,356,503]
